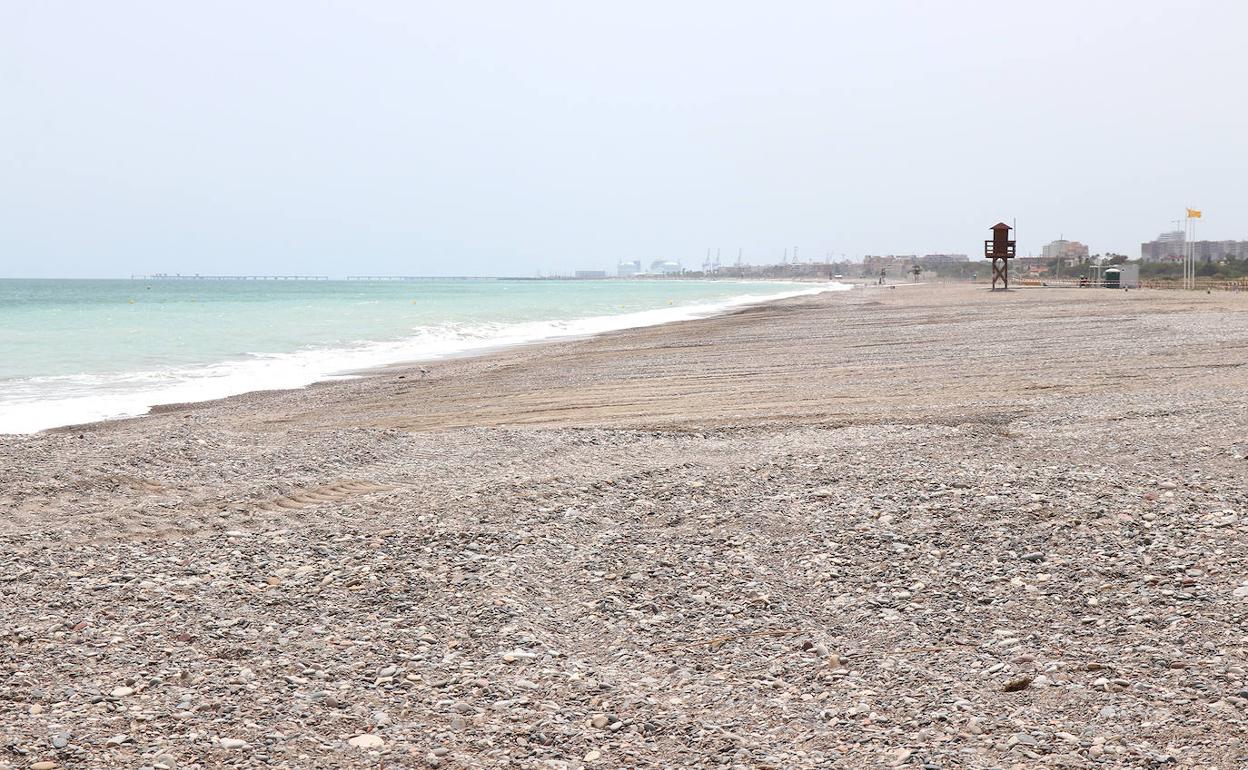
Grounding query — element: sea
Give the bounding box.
[0,278,849,434]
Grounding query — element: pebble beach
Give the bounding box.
[3,283,1248,769]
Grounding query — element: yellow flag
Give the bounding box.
[1187,208,1202,218]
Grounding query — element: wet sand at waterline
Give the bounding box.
[3,284,1248,769]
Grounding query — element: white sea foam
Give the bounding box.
[0,282,850,434]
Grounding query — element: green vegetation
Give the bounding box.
[1139,257,1248,280]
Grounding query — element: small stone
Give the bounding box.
[584,750,601,762]
[591,714,610,729]
[105,735,129,747]
[451,701,473,714]
[110,686,134,698]
[1099,706,1117,718]
[378,666,397,678]
[348,734,384,749]
[1008,733,1039,748]
[1002,676,1034,692]
[31,762,58,770]
[51,735,69,749]
[219,738,249,750]
[1159,481,1178,490]
[1021,551,1044,562]
[153,757,177,770]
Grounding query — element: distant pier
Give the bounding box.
[131,274,330,281]
[344,275,509,281]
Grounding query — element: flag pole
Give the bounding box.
[1185,212,1192,290]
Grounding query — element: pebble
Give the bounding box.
[31,762,57,770]
[591,714,611,729]
[1003,676,1034,692]
[50,735,69,750]
[219,738,249,750]
[348,734,385,749]
[110,686,134,697]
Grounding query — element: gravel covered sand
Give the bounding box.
[3,284,1248,769]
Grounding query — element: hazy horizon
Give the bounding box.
[4,1,1246,279]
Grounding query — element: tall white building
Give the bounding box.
[1140,231,1185,261]
[617,260,642,277]
[1041,239,1089,260]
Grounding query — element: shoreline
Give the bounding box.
[3,283,1248,769]
[5,280,850,436]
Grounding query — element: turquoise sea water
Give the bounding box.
[0,278,846,433]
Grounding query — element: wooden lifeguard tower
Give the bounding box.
[985,222,1016,291]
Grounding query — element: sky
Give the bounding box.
[2,0,1246,278]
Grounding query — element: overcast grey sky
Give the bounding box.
[3,0,1245,277]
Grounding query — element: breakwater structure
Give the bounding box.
[131,273,331,281]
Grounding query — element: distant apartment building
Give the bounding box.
[1191,240,1248,262]
[574,270,607,279]
[1140,231,1186,261]
[649,259,682,275]
[1041,239,1089,261]
[917,253,969,268]
[862,255,916,274]
[1142,233,1248,263]
[617,260,642,277]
